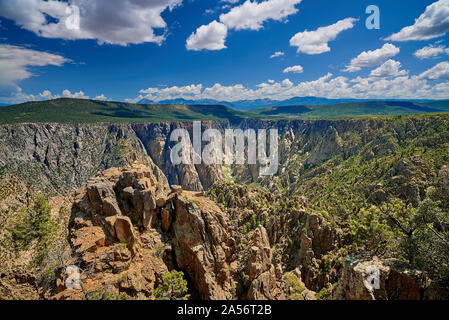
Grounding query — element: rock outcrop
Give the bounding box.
[333,256,429,300]
[304,126,342,166]
[170,191,236,299]
[247,226,284,300]
[56,164,236,300]
[0,123,154,195]
[285,210,345,290]
[131,121,228,191]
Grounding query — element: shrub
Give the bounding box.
[116,242,127,249]
[153,270,190,300]
[283,272,306,300]
[316,283,336,300]
[350,205,397,256]
[351,197,449,284]
[402,199,449,282]
[7,196,57,263]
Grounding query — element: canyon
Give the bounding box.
[0,114,448,300]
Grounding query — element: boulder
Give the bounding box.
[86,180,121,216]
[114,216,137,247]
[122,187,134,199]
[0,270,39,300]
[105,216,117,238]
[72,226,105,254]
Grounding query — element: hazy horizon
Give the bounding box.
[0,0,448,105]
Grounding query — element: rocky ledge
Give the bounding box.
[54,164,236,300]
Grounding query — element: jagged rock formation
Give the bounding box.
[279,209,345,291]
[55,165,236,300]
[206,178,449,300]
[0,122,228,196]
[207,181,344,298]
[170,191,236,299]
[247,226,284,300]
[132,121,228,191]
[333,256,429,300]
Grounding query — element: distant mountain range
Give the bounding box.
[138,97,435,111]
[1,98,449,124]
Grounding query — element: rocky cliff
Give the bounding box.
[1,116,445,195]
[1,115,449,300]
[0,122,227,195]
[53,165,236,300]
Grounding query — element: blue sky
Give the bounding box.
[0,0,448,104]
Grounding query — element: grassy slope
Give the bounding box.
[252,101,449,119]
[1,99,449,124]
[0,98,253,124]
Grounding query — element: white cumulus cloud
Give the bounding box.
[344,43,400,72]
[186,21,228,51]
[289,18,357,55]
[419,61,449,80]
[94,94,108,101]
[370,60,408,77]
[0,44,70,104]
[0,88,112,104]
[414,44,449,59]
[130,72,449,103]
[187,0,302,51]
[283,65,303,74]
[62,89,89,99]
[219,0,302,31]
[0,45,106,104]
[386,0,449,41]
[140,84,204,99]
[0,0,182,46]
